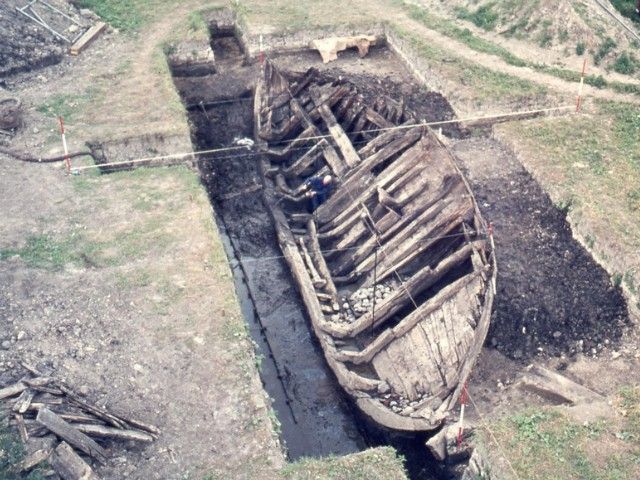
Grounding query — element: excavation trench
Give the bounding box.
[169,25,630,480]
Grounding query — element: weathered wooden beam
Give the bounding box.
[69,22,106,56]
[323,242,481,338]
[36,408,109,464]
[307,219,339,301]
[376,187,401,215]
[365,107,394,129]
[357,120,414,158]
[335,197,462,276]
[289,96,348,176]
[282,141,324,178]
[14,413,28,443]
[75,424,155,443]
[264,126,316,161]
[12,389,35,413]
[316,130,423,225]
[334,272,482,364]
[49,442,100,480]
[266,85,350,142]
[298,237,325,287]
[15,448,51,473]
[310,89,361,169]
[264,67,318,112]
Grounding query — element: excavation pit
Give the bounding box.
[168,22,630,480]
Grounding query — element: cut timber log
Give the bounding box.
[518,365,604,405]
[36,408,109,464]
[75,424,155,443]
[69,22,106,56]
[49,442,100,480]
[12,389,35,413]
[14,413,28,443]
[16,448,51,473]
[307,219,338,301]
[0,381,27,400]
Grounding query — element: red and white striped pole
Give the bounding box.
[576,58,587,112]
[457,382,469,449]
[58,116,71,175]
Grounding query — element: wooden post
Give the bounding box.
[58,117,71,175]
[576,58,587,112]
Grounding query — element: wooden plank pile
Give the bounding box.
[0,363,159,479]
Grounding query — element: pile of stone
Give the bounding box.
[380,389,429,416]
[349,282,397,316]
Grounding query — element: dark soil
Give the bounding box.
[0,0,79,78]
[316,69,465,139]
[453,138,629,362]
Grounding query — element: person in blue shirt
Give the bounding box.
[302,174,334,212]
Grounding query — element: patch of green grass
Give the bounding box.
[404,3,527,67]
[594,37,617,65]
[0,419,47,479]
[75,0,148,32]
[281,447,407,480]
[537,19,554,47]
[36,86,100,122]
[610,0,640,25]
[455,3,499,31]
[613,52,640,75]
[0,234,93,270]
[487,405,640,479]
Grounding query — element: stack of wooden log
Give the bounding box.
[0,363,159,479]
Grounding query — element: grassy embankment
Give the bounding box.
[479,386,640,479]
[402,2,640,96]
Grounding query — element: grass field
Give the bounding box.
[483,386,640,480]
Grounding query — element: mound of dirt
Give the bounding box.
[423,0,637,68]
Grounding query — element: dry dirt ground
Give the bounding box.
[2,0,640,479]
[0,159,286,479]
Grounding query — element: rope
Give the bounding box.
[0,145,94,163]
[70,105,574,172]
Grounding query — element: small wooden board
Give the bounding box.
[70,22,107,56]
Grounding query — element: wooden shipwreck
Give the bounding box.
[254,60,497,432]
